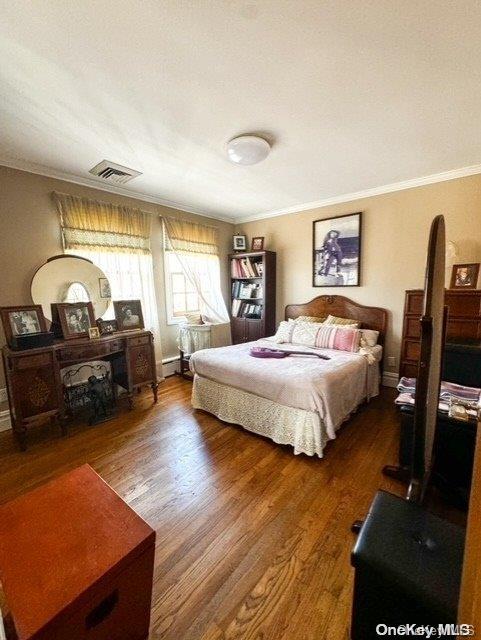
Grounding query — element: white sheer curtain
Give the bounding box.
[174,251,229,323]
[70,248,160,342]
[163,217,229,324]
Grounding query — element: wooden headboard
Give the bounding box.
[285,295,388,347]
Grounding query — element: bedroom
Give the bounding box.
[1,2,481,639]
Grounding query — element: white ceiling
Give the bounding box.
[1,1,481,222]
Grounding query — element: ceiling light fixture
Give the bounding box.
[227,135,271,165]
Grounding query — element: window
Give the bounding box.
[70,248,159,335]
[164,251,226,324]
[165,252,206,322]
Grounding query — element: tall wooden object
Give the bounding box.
[399,289,481,378]
[0,464,155,640]
[2,330,158,450]
[230,250,276,344]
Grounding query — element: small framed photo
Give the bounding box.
[450,263,480,289]
[233,234,247,252]
[97,319,118,335]
[99,277,111,299]
[0,305,47,345]
[53,302,95,340]
[251,237,265,251]
[114,300,144,331]
[88,327,101,339]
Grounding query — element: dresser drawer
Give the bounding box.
[58,343,111,362]
[11,352,53,371]
[109,340,124,354]
[404,317,421,339]
[127,335,151,348]
[402,340,421,362]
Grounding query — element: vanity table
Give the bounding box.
[1,254,160,450]
[2,330,158,450]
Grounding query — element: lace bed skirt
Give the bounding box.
[192,374,328,457]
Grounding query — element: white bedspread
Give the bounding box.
[190,340,382,440]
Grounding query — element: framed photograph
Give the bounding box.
[99,277,111,299]
[450,263,480,289]
[53,302,95,340]
[88,327,100,339]
[313,212,362,287]
[113,300,144,331]
[0,305,46,344]
[233,235,247,252]
[251,237,265,251]
[97,319,118,335]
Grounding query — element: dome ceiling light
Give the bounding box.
[226,135,271,165]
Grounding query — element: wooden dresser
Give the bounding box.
[0,464,155,640]
[2,330,158,450]
[400,289,481,378]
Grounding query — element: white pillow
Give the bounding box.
[291,321,320,347]
[272,320,295,343]
[359,329,379,347]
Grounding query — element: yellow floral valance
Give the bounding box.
[163,216,218,255]
[53,192,152,254]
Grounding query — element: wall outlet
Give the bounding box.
[387,356,397,368]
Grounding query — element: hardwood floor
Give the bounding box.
[0,377,403,639]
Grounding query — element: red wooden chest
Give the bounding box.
[0,464,155,639]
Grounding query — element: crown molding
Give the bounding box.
[234,163,481,224]
[0,157,234,224]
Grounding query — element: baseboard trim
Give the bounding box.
[162,357,180,377]
[382,371,399,388]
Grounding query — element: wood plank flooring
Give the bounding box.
[0,377,403,639]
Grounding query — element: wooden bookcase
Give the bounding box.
[229,250,276,344]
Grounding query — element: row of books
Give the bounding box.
[231,257,263,278]
[231,281,263,299]
[231,299,263,318]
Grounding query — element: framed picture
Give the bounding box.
[53,302,95,340]
[0,305,47,344]
[450,263,480,289]
[313,212,362,287]
[88,327,100,339]
[233,235,247,252]
[251,237,265,251]
[99,277,111,299]
[114,300,144,331]
[97,319,118,335]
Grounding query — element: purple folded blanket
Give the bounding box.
[397,376,480,403]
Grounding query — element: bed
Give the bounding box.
[190,295,388,457]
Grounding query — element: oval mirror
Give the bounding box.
[31,255,111,321]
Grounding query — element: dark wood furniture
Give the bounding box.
[2,329,158,450]
[0,464,155,640]
[285,294,388,349]
[400,289,481,378]
[179,350,193,380]
[230,250,276,344]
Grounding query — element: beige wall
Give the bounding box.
[0,166,234,387]
[238,174,481,375]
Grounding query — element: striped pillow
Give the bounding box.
[325,314,360,328]
[315,325,361,352]
[295,315,326,323]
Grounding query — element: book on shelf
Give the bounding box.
[231,281,263,299]
[231,257,263,278]
[231,299,263,319]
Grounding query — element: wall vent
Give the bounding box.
[89,160,142,184]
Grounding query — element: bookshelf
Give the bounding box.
[229,250,276,344]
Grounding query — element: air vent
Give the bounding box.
[89,160,142,184]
